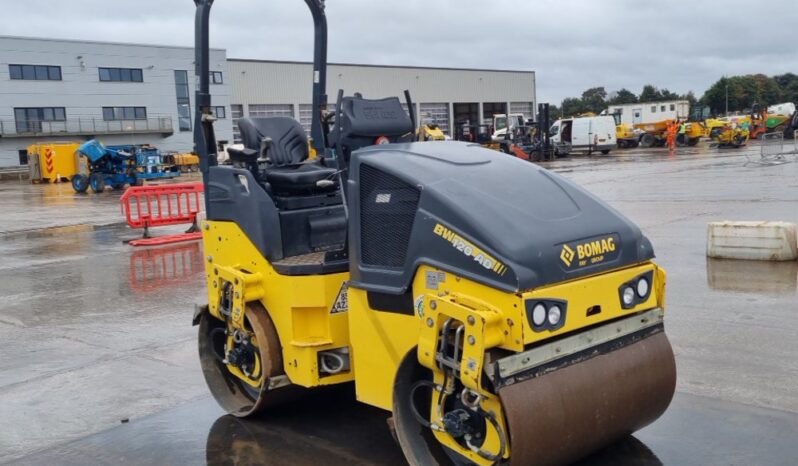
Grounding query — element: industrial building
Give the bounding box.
[0,36,233,167]
[0,35,536,167]
[227,59,537,143]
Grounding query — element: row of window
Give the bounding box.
[12,105,227,125]
[651,104,677,113]
[9,64,61,81]
[8,64,224,84]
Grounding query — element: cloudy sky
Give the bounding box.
[2,0,796,103]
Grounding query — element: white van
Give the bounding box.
[549,116,616,155]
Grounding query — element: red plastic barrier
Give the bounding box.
[120,182,204,246]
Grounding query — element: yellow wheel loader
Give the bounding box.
[191,1,676,464]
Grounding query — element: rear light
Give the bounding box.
[375,136,390,145]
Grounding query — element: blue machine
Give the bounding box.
[71,140,179,193]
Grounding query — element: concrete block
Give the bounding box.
[707,221,797,261]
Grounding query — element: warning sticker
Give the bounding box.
[330,283,348,314]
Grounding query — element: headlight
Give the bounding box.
[525,299,567,332]
[547,305,562,326]
[532,303,547,326]
[619,271,654,309]
[636,278,649,298]
[622,287,635,307]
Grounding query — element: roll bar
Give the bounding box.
[193,0,330,207]
[304,0,328,154]
[193,0,216,212]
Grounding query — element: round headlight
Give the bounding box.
[532,303,547,326]
[547,305,562,326]
[622,286,636,306]
[636,278,650,298]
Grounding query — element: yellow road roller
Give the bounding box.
[191,1,676,464]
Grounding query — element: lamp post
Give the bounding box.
[725,83,729,116]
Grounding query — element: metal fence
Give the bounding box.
[747,132,791,166]
[0,117,173,137]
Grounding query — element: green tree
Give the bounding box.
[682,91,697,106]
[608,88,638,105]
[639,84,663,102]
[561,97,586,118]
[580,87,607,114]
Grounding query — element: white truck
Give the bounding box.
[606,100,690,125]
[491,113,526,141]
[549,115,617,155]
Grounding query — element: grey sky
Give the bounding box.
[2,0,796,103]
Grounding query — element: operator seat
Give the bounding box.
[328,96,415,163]
[237,117,338,195]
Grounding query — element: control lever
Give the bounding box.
[258,136,273,163]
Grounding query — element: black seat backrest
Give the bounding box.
[238,117,308,166]
[330,96,414,157]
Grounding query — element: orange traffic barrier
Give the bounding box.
[120,182,204,246]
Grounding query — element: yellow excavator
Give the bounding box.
[191,1,676,465]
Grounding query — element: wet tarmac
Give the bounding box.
[1,143,797,464]
[7,389,798,466]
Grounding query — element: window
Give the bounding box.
[661,105,666,112]
[99,67,143,82]
[14,107,66,133]
[209,71,223,84]
[231,104,244,143]
[634,112,641,118]
[651,106,657,113]
[9,64,61,81]
[248,104,293,118]
[19,150,29,166]
[510,102,535,121]
[174,71,191,131]
[420,103,450,133]
[670,104,676,111]
[102,106,147,120]
[211,106,226,119]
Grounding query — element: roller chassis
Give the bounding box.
[197,217,674,465]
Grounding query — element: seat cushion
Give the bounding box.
[266,161,338,193]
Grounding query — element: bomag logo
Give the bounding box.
[559,234,620,269]
[560,244,575,267]
[433,223,507,276]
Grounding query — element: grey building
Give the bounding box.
[0,36,233,167]
[228,59,536,143]
[0,35,536,167]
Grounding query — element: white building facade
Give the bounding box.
[227,59,536,143]
[607,100,690,125]
[0,36,233,167]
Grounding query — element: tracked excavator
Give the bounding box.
[191,1,677,464]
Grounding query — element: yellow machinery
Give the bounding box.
[163,151,200,172]
[711,123,749,148]
[418,123,447,141]
[615,123,639,148]
[636,119,702,147]
[191,2,676,465]
[27,142,81,183]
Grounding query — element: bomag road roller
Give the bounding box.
[191,1,676,464]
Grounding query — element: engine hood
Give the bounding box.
[347,141,654,294]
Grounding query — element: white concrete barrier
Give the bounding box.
[707,221,798,261]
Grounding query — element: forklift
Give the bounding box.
[191,1,676,464]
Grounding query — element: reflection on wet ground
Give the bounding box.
[706,257,798,293]
[10,389,798,466]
